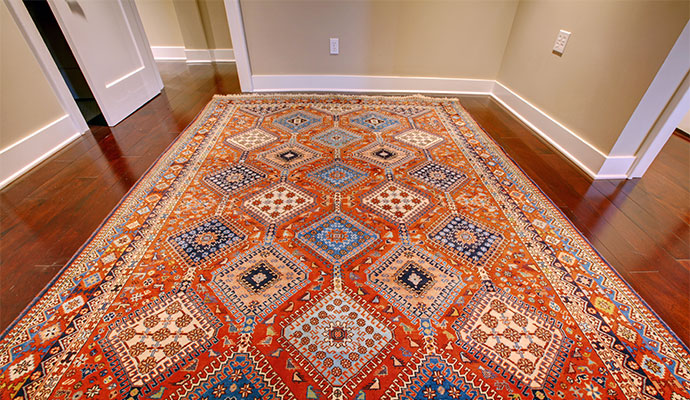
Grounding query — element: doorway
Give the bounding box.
[22,0,105,125]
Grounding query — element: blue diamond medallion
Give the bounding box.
[430,215,503,265]
[273,111,322,133]
[297,212,379,265]
[350,112,400,132]
[311,128,362,149]
[203,164,266,195]
[308,161,367,192]
[409,161,467,192]
[168,217,246,267]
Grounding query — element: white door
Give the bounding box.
[48,0,163,126]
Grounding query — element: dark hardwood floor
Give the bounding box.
[1,62,688,345]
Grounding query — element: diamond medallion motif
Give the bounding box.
[190,352,294,400]
[352,142,415,169]
[361,181,431,225]
[386,352,496,400]
[311,128,362,149]
[225,128,277,152]
[395,129,444,149]
[429,214,503,265]
[453,285,572,389]
[308,161,367,192]
[282,289,395,387]
[257,143,321,172]
[99,290,220,388]
[297,212,379,265]
[273,110,322,133]
[203,164,266,195]
[209,245,310,319]
[242,181,315,225]
[167,216,246,268]
[311,103,361,116]
[366,245,464,323]
[382,105,430,118]
[408,161,468,192]
[349,111,400,132]
[239,262,281,294]
[240,104,290,117]
[394,261,435,296]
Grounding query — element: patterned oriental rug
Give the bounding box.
[1,95,688,400]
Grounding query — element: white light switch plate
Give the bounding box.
[553,30,571,54]
[330,38,339,55]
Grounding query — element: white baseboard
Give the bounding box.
[490,83,634,179]
[150,46,186,61]
[184,49,212,63]
[251,74,494,95]
[0,115,82,188]
[185,48,235,63]
[150,46,235,63]
[210,49,235,62]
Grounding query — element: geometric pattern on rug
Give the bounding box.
[408,161,468,192]
[168,349,296,400]
[352,142,415,169]
[272,110,322,133]
[1,94,689,400]
[280,288,395,394]
[296,212,379,266]
[429,213,504,267]
[366,244,464,325]
[209,245,310,320]
[239,104,290,117]
[202,163,267,195]
[307,161,368,192]
[394,129,444,150]
[381,351,498,400]
[382,105,431,118]
[453,284,573,390]
[257,142,322,173]
[349,111,400,132]
[361,180,432,225]
[241,181,316,226]
[225,128,277,152]
[98,290,220,392]
[311,103,362,117]
[167,216,247,268]
[311,128,362,149]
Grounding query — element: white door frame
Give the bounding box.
[609,21,690,178]
[223,0,253,92]
[4,0,88,135]
[628,71,690,177]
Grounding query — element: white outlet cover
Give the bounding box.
[553,30,571,54]
[330,38,339,55]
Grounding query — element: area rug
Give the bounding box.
[1,95,688,400]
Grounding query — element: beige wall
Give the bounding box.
[0,1,66,150]
[498,0,689,154]
[198,0,233,49]
[240,0,518,78]
[136,0,232,49]
[135,0,185,47]
[173,0,210,48]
